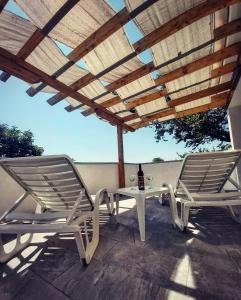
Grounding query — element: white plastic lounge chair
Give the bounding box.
[166,150,241,231]
[0,155,111,264]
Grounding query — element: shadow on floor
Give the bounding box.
[0,197,241,300]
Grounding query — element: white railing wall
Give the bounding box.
[0,160,236,215]
[76,161,182,194]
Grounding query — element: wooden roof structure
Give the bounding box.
[0,0,241,187]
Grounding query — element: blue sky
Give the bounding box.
[0,0,193,162]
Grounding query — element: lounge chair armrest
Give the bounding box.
[179,180,194,201]
[94,188,109,210]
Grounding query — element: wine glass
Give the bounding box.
[146,174,154,189]
[129,175,137,189]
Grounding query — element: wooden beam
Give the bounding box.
[175,97,227,119]
[91,18,241,97]
[0,54,40,84]
[214,17,241,40]
[117,125,125,188]
[155,42,241,86]
[0,47,134,131]
[0,0,79,82]
[80,96,120,117]
[78,19,241,116]
[25,0,159,96]
[167,81,231,107]
[211,61,237,78]
[106,62,155,92]
[68,8,131,62]
[44,1,241,105]
[127,62,236,110]
[122,113,139,122]
[211,91,230,102]
[132,94,228,129]
[83,54,236,117]
[82,89,167,117]
[131,108,176,129]
[133,0,241,53]
[0,0,9,13]
[46,73,94,105]
[126,90,167,109]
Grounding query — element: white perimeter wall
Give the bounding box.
[0,161,181,215]
[0,160,236,215]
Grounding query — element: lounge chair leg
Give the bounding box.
[0,233,33,263]
[167,184,184,230]
[74,231,87,262]
[182,205,190,230]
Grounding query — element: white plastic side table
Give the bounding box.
[115,186,169,241]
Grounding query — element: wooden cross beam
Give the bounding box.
[81,43,240,117]
[44,0,241,106]
[0,47,134,132]
[167,81,232,107]
[154,42,241,86]
[131,82,232,128]
[82,89,167,117]
[0,0,79,82]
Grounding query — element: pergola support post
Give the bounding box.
[117,125,125,188]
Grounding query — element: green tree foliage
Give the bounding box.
[176,145,231,159]
[152,157,164,163]
[152,108,230,150]
[0,124,44,158]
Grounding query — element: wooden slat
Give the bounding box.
[175,98,227,119]
[0,0,9,13]
[133,0,241,53]
[155,42,241,86]
[0,0,79,82]
[168,81,231,107]
[0,47,134,131]
[45,1,241,105]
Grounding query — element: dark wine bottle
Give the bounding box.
[137,163,145,190]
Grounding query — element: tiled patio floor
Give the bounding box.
[0,197,241,300]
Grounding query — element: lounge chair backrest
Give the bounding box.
[0,155,94,211]
[176,150,241,194]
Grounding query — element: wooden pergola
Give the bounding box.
[0,0,241,188]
